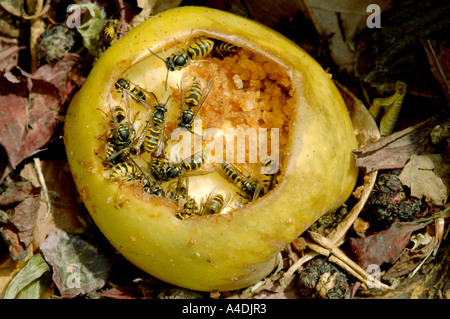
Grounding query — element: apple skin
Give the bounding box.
[64,6,359,291]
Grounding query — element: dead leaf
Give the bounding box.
[352,117,439,173]
[18,160,87,248]
[20,53,86,103]
[0,180,40,260]
[0,36,24,77]
[0,77,60,182]
[40,230,112,298]
[348,221,430,270]
[398,154,450,205]
[0,54,86,184]
[0,180,37,207]
[93,287,137,299]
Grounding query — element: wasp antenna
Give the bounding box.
[164,68,169,91]
[164,94,171,105]
[148,48,166,62]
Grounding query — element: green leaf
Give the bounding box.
[3,253,50,299]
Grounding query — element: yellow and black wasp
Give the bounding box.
[148,153,170,181]
[104,103,141,163]
[213,40,238,59]
[199,187,231,216]
[217,163,262,201]
[176,196,200,220]
[115,78,156,109]
[176,73,213,134]
[142,174,166,197]
[259,158,281,196]
[165,151,207,180]
[98,7,129,52]
[108,162,138,181]
[148,36,215,90]
[166,175,200,220]
[142,94,171,156]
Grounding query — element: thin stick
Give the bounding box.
[34,157,51,221]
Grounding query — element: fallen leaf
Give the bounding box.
[352,117,439,173]
[19,160,87,248]
[0,77,61,183]
[19,53,87,104]
[0,256,22,297]
[2,253,50,299]
[0,180,38,207]
[40,230,112,298]
[93,287,138,299]
[0,36,24,76]
[0,54,86,184]
[398,154,450,205]
[0,181,41,260]
[348,221,430,270]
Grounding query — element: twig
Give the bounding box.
[307,231,391,290]
[279,170,378,287]
[427,39,450,93]
[33,157,51,221]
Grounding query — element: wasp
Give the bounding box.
[176,73,213,134]
[98,7,128,52]
[176,197,200,220]
[218,163,262,201]
[148,36,214,90]
[103,141,125,168]
[142,94,171,156]
[165,152,207,180]
[115,78,155,109]
[105,104,141,163]
[213,40,238,58]
[99,19,127,51]
[109,162,138,180]
[186,37,215,61]
[199,187,231,216]
[109,106,137,146]
[149,154,169,181]
[260,158,281,195]
[167,176,200,220]
[142,175,166,196]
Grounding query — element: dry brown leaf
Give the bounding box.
[0,182,40,260]
[19,160,87,248]
[0,77,60,182]
[398,154,450,205]
[348,221,430,270]
[0,37,24,77]
[352,117,439,174]
[0,54,86,183]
